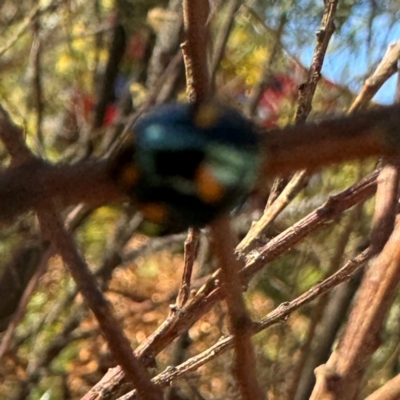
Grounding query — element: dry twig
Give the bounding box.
[309,63,400,400]
[239,0,338,254]
[211,216,265,400]
[83,168,378,399]
[0,105,162,400]
[310,219,400,400]
[182,1,264,398]
[117,246,373,399]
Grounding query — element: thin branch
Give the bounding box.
[117,247,372,400]
[260,37,400,294]
[0,104,34,163]
[237,170,308,255]
[0,246,53,360]
[8,211,150,399]
[245,13,286,117]
[310,219,400,400]
[182,1,264,397]
[349,41,400,113]
[309,69,400,400]
[365,373,400,400]
[240,0,337,254]
[11,313,91,400]
[289,205,362,400]
[146,1,183,91]
[37,204,163,400]
[369,159,400,253]
[30,18,44,154]
[284,39,400,395]
[295,0,338,123]
[0,1,60,58]
[175,228,200,308]
[210,216,265,400]
[93,17,126,129]
[242,170,377,279]
[209,0,241,92]
[154,51,184,104]
[182,0,210,102]
[82,169,378,399]
[0,105,162,400]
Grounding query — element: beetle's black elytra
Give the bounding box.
[112,102,261,235]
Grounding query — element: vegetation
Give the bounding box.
[1,1,400,399]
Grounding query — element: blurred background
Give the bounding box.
[0,1,399,399]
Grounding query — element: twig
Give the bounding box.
[155,51,184,104]
[365,373,400,400]
[349,41,400,113]
[245,13,286,117]
[310,219,400,400]
[146,1,183,91]
[248,36,400,258]
[182,1,264,396]
[30,18,44,154]
[83,168,378,399]
[11,313,91,400]
[93,17,126,129]
[210,216,265,400]
[288,204,362,400]
[0,246,53,360]
[240,0,338,253]
[175,228,200,308]
[0,105,162,400]
[181,0,210,102]
[117,247,372,400]
[242,169,377,278]
[237,169,308,255]
[369,159,400,253]
[8,210,152,399]
[37,204,163,400]
[309,67,400,400]
[0,1,60,58]
[0,104,34,163]
[209,0,241,92]
[295,0,338,123]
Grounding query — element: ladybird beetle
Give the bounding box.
[113,102,260,235]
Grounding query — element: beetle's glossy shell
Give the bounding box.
[115,103,260,235]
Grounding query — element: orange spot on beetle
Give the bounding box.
[195,166,225,203]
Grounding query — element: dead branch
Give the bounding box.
[310,217,400,400]
[83,168,377,399]
[117,247,372,400]
[211,216,265,400]
[181,0,210,102]
[240,0,338,254]
[349,41,400,113]
[0,104,161,400]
